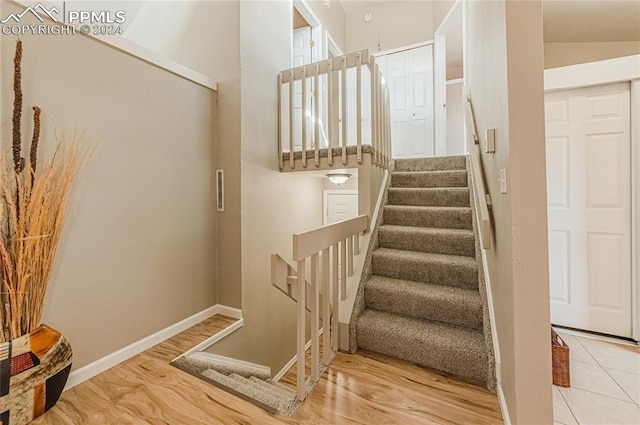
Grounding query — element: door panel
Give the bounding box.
[384,45,434,159]
[548,230,570,304]
[545,82,631,337]
[325,191,358,225]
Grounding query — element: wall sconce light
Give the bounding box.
[326,173,352,185]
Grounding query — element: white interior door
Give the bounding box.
[324,190,358,225]
[385,45,434,159]
[545,82,632,338]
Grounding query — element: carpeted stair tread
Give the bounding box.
[383,205,473,230]
[365,275,483,329]
[268,379,296,393]
[230,374,296,404]
[170,355,271,381]
[378,225,475,257]
[248,376,296,399]
[372,248,478,289]
[391,170,468,188]
[356,309,487,382]
[202,369,287,413]
[388,187,470,207]
[394,155,466,172]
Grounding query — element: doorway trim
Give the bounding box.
[434,0,463,158]
[544,54,640,341]
[323,190,358,226]
[293,0,323,63]
[326,32,343,58]
[371,40,434,58]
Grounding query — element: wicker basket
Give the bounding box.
[551,329,570,387]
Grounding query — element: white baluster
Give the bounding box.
[278,73,283,170]
[341,57,347,165]
[322,247,330,365]
[332,243,339,351]
[296,258,306,401]
[289,70,295,169]
[356,52,362,164]
[341,239,347,300]
[313,64,320,167]
[301,67,308,168]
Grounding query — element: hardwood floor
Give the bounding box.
[32,315,503,424]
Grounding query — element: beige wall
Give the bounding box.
[432,0,456,31]
[544,41,640,69]
[303,0,347,52]
[117,0,244,309]
[206,1,328,373]
[465,0,553,423]
[209,2,243,309]
[346,1,434,53]
[446,81,464,155]
[0,3,217,369]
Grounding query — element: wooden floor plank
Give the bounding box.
[31,315,503,424]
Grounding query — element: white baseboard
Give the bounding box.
[497,381,511,425]
[64,304,242,391]
[177,318,244,359]
[273,328,323,382]
[212,304,243,320]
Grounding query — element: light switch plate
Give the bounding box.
[499,168,507,194]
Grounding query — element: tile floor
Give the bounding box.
[553,328,640,425]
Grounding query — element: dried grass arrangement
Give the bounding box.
[0,40,86,343]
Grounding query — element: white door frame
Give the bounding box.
[323,190,358,226]
[293,0,323,63]
[325,32,343,58]
[544,54,640,341]
[434,0,463,157]
[371,40,434,58]
[434,32,447,155]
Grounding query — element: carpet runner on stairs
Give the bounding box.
[171,355,299,415]
[355,155,491,385]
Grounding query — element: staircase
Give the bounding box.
[355,155,490,385]
[171,354,298,415]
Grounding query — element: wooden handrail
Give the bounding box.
[280,49,371,83]
[464,87,492,249]
[293,215,368,261]
[290,214,368,402]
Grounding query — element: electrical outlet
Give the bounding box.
[499,168,507,194]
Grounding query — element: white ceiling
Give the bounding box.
[337,0,640,42]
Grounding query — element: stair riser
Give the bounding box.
[372,253,478,289]
[391,171,468,188]
[394,156,467,172]
[383,207,473,230]
[356,324,486,382]
[365,286,483,330]
[388,189,470,207]
[378,228,475,257]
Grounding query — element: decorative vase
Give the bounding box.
[0,325,72,425]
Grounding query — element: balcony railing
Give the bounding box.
[277,49,391,170]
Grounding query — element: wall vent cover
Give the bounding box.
[216,169,224,211]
